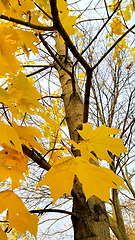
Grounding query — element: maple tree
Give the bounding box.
[0,0,134,239]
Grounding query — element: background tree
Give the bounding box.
[0,0,134,239]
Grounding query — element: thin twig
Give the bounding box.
[74,0,123,67]
[30,208,78,218]
[92,24,135,70]
[33,1,53,20]
[26,66,53,77]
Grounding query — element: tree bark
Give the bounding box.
[55,38,111,239]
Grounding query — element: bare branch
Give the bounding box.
[0,14,54,31]
[92,24,135,70]
[26,65,54,77]
[30,208,78,218]
[23,64,54,68]
[76,0,123,60]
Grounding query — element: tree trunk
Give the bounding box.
[55,38,111,239]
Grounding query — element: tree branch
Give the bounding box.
[50,0,91,72]
[23,64,54,68]
[30,208,78,218]
[75,0,123,64]
[0,14,54,31]
[50,0,93,122]
[108,215,124,240]
[22,145,51,171]
[33,1,53,20]
[92,24,135,70]
[83,70,92,123]
[26,65,53,77]
[112,189,129,240]
[39,33,72,77]
[120,88,135,138]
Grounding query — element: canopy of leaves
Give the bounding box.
[0,0,134,239]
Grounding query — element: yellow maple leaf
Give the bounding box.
[0,166,25,189]
[17,29,39,57]
[122,5,132,21]
[8,72,42,114]
[39,155,127,204]
[0,0,35,19]
[0,226,7,240]
[55,0,78,43]
[0,145,28,173]
[110,17,126,35]
[78,72,85,79]
[0,121,22,153]
[0,32,20,77]
[0,87,10,106]
[0,190,38,238]
[13,122,46,154]
[76,122,127,164]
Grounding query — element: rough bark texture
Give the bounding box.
[56,38,111,239]
[72,178,110,240]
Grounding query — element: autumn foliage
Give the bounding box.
[0,0,134,239]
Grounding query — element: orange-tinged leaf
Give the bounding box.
[0,226,7,240]
[0,145,28,173]
[0,190,38,238]
[126,63,132,69]
[39,155,127,204]
[76,123,127,164]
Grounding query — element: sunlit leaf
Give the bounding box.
[0,121,22,153]
[76,122,127,164]
[0,226,7,240]
[39,155,127,204]
[0,190,38,238]
[13,122,46,155]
